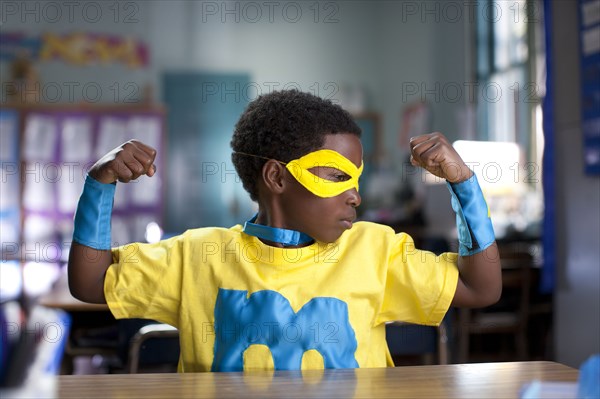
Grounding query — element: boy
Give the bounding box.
[68,90,501,372]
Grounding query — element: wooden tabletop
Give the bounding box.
[58,361,578,398]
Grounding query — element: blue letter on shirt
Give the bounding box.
[211,288,359,371]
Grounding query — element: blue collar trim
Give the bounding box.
[243,214,314,246]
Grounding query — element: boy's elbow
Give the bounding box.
[478,283,502,307]
[486,285,502,306]
[67,267,106,304]
[67,260,84,302]
[67,274,88,303]
[68,279,85,302]
[68,282,105,304]
[478,258,503,307]
[67,244,109,304]
[68,284,84,302]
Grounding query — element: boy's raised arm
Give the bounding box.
[409,133,502,308]
[68,140,156,304]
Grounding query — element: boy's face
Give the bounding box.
[279,133,363,243]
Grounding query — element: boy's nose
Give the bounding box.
[346,189,361,208]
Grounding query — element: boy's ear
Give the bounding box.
[261,160,287,194]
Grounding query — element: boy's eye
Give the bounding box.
[309,167,350,182]
[326,172,350,182]
[332,173,350,182]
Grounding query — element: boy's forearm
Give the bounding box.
[68,243,111,304]
[68,174,115,304]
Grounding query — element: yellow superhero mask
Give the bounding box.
[285,149,363,198]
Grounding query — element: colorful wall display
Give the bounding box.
[0,32,149,68]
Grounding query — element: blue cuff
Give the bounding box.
[72,175,116,250]
[446,174,495,256]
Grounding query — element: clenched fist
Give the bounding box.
[409,132,473,184]
[88,140,157,184]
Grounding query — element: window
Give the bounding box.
[476,0,545,169]
[475,0,546,238]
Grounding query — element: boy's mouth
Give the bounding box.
[340,216,355,229]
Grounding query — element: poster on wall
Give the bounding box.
[579,0,600,175]
[0,32,149,69]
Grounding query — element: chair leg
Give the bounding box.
[516,330,528,360]
[457,309,470,363]
[128,340,142,373]
[437,323,449,365]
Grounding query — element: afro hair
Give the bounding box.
[231,89,361,201]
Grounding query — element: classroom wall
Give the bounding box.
[0,1,464,147]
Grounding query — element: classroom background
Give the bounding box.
[0,0,598,377]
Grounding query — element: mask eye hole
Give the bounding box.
[309,167,351,182]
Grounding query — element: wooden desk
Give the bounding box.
[58,361,578,398]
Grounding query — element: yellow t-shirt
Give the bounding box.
[104,221,458,372]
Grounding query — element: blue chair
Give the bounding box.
[127,322,179,373]
[117,319,180,373]
[386,314,451,366]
